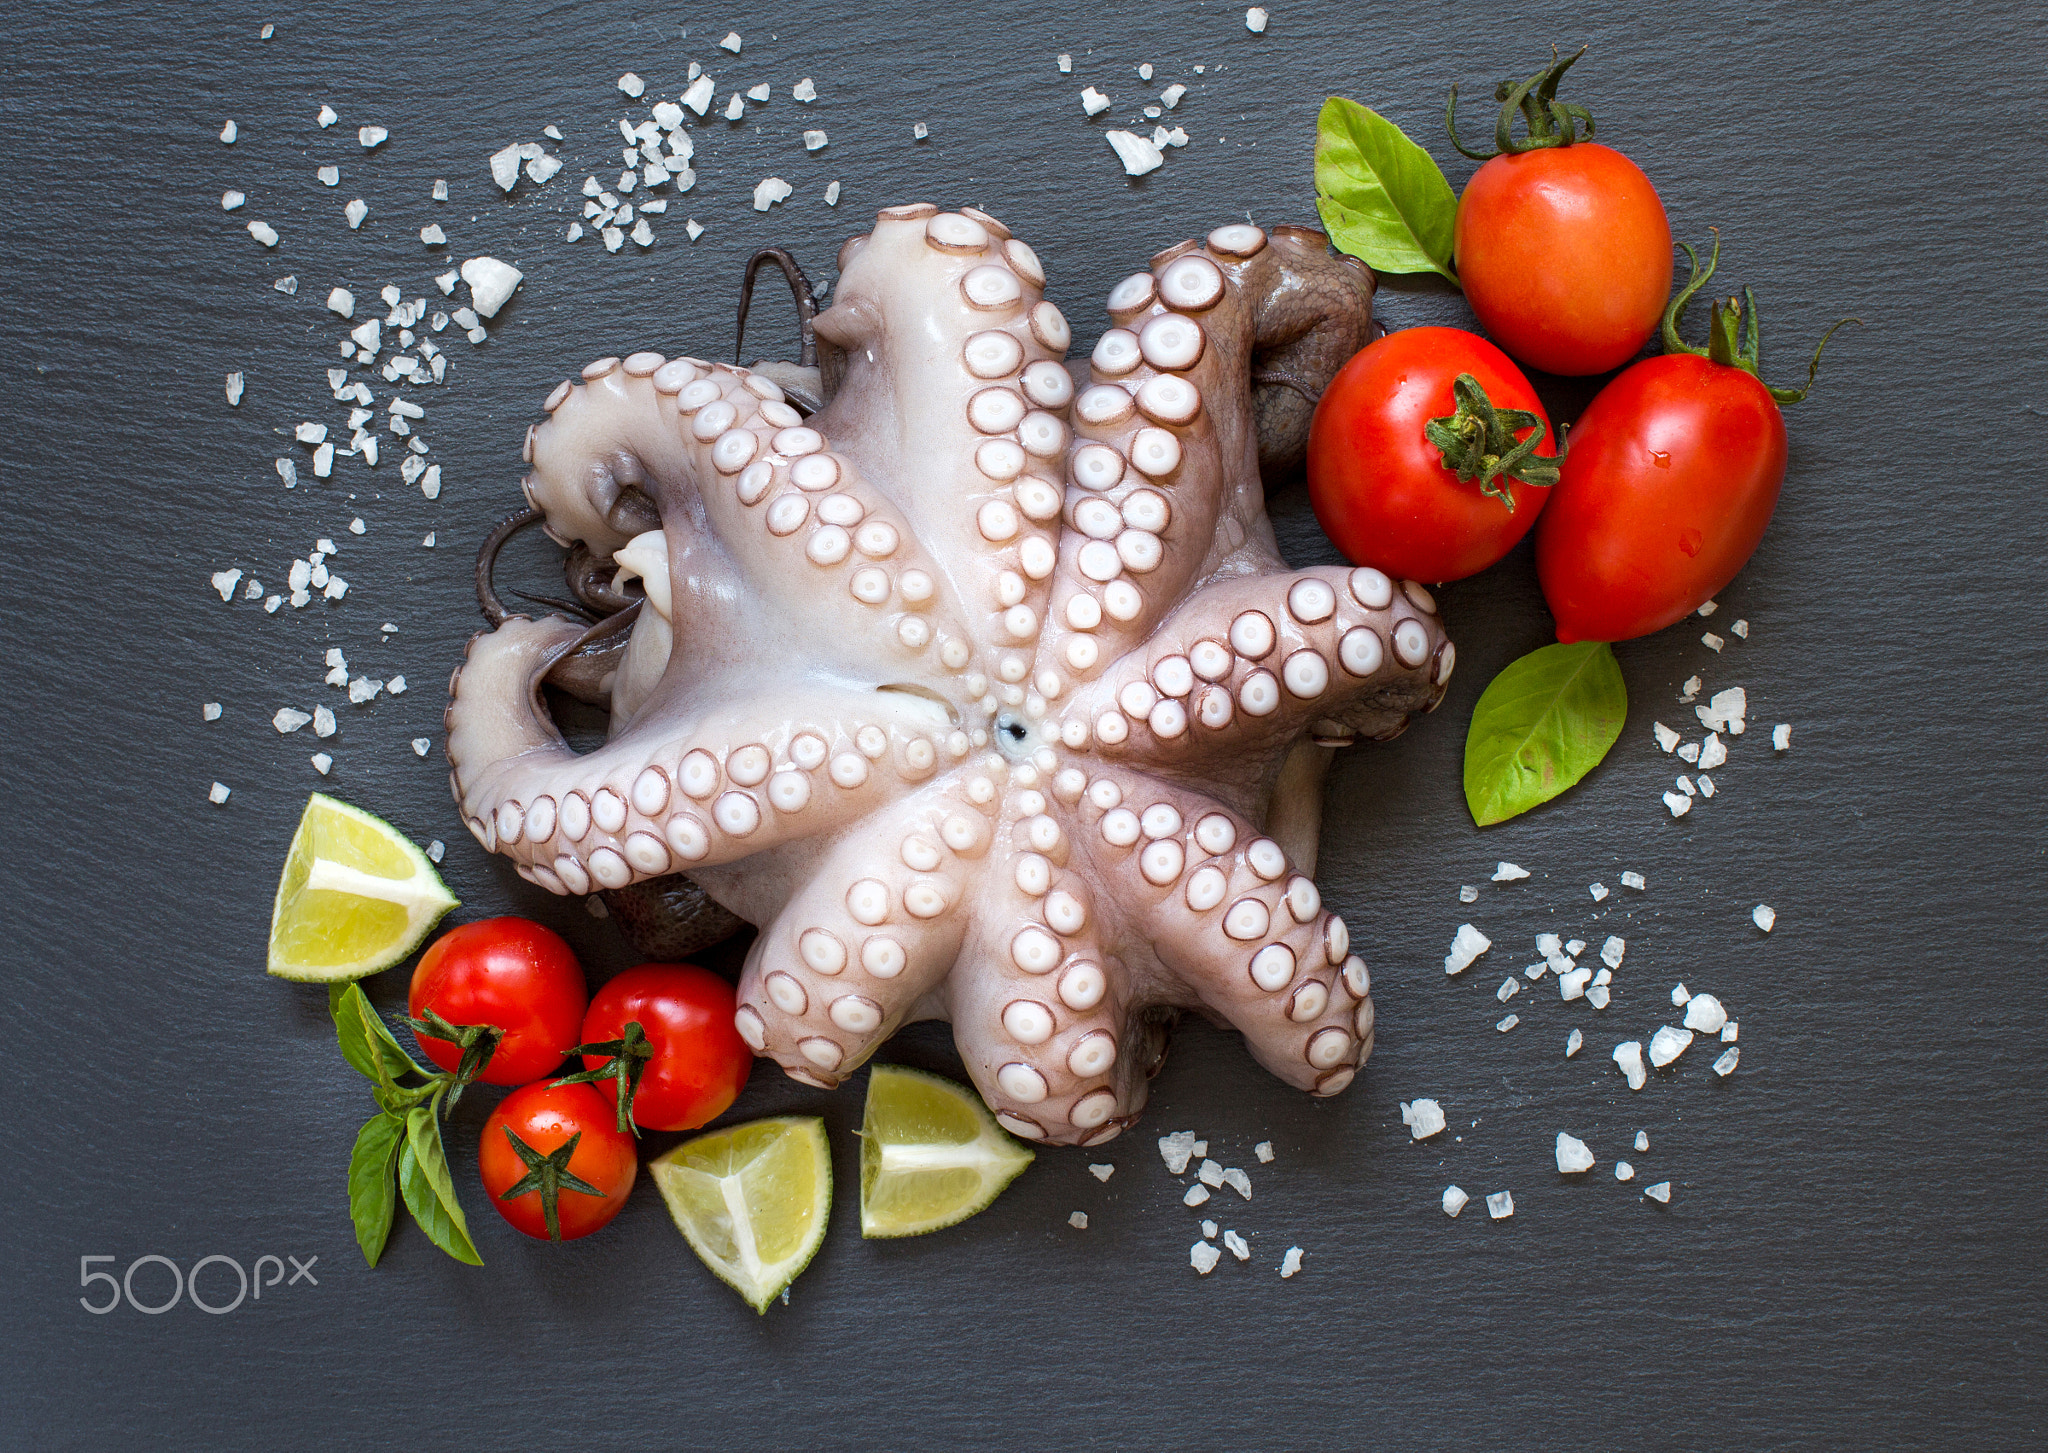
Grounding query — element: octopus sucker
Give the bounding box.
[447,205,1445,1142]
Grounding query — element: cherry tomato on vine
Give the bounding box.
[566,963,752,1133]
[478,1082,637,1242]
[1537,234,1857,642]
[407,917,586,1087]
[1308,327,1558,584]
[1448,49,1672,376]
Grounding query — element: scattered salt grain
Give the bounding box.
[1497,977,1520,1003]
[1663,790,1693,818]
[719,30,742,52]
[220,119,238,143]
[1702,632,1725,652]
[1653,721,1679,752]
[1442,1185,1469,1217]
[1585,985,1610,1010]
[1600,936,1626,969]
[1682,994,1727,1034]
[1648,1025,1694,1068]
[1492,862,1529,882]
[1088,1163,1114,1182]
[1104,130,1164,176]
[1158,1130,1196,1174]
[1081,87,1112,117]
[1223,1229,1250,1260]
[1621,871,1646,891]
[1697,600,1718,617]
[317,105,338,127]
[422,532,435,547]
[1615,1161,1635,1181]
[1444,923,1491,975]
[1697,734,1727,772]
[1680,675,1702,703]
[1589,882,1609,902]
[412,738,431,757]
[1221,1168,1252,1200]
[1486,1191,1514,1220]
[1772,723,1791,750]
[912,122,929,140]
[1671,983,1691,1007]
[1254,1141,1274,1164]
[1753,903,1776,933]
[247,220,279,247]
[685,219,705,240]
[1558,966,1591,1001]
[1644,1182,1671,1203]
[420,224,447,246]
[1278,1246,1303,1278]
[386,675,406,695]
[202,702,223,722]
[344,198,369,229]
[1555,1132,1595,1174]
[1677,775,1696,797]
[1459,885,1478,903]
[682,74,715,115]
[631,219,654,247]
[273,708,312,733]
[1184,1184,1210,1207]
[1731,619,1750,639]
[1068,1211,1088,1230]
[326,287,356,319]
[312,706,336,738]
[803,130,828,152]
[225,372,245,407]
[273,275,298,295]
[1402,1099,1446,1140]
[460,256,521,318]
[724,93,746,122]
[1190,1241,1221,1274]
[1162,83,1187,107]
[1193,1140,1207,1158]
[1722,1022,1738,1043]
[1056,54,1072,74]
[1497,1014,1520,1031]
[210,568,245,602]
[222,190,246,211]
[1635,1131,1650,1151]
[1678,741,1700,764]
[1197,1159,1225,1188]
[310,753,333,775]
[793,77,818,101]
[1566,1028,1583,1057]
[824,182,840,206]
[1713,1046,1740,1076]
[434,270,457,295]
[433,178,448,200]
[752,177,793,211]
[617,72,645,98]
[1245,7,1271,33]
[426,840,445,863]
[209,782,231,804]
[419,465,442,499]
[1697,686,1747,734]
[1613,1040,1647,1090]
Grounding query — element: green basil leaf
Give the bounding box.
[1313,96,1460,283]
[347,1111,405,1267]
[329,983,428,1086]
[1464,642,1627,825]
[399,1106,483,1266]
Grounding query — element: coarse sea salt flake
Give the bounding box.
[220,119,238,143]
[1224,1229,1249,1260]
[1600,936,1626,969]
[804,130,828,151]
[1731,619,1749,639]
[1197,1158,1224,1187]
[1614,1040,1647,1090]
[345,198,368,229]
[1444,923,1490,975]
[1684,994,1727,1033]
[1275,1245,1306,1280]
[273,707,312,733]
[1566,1027,1583,1057]
[1081,87,1112,117]
[1497,1013,1520,1031]
[412,737,432,757]
[1104,130,1163,176]
[1713,1046,1739,1076]
[1402,1099,1446,1140]
[1221,1168,1251,1200]
[617,72,645,97]
[461,256,521,318]
[747,83,771,102]
[682,75,715,115]
[1163,84,1187,107]
[1184,1184,1210,1207]
[222,190,246,211]
[420,224,446,246]
[1616,1160,1635,1180]
[1698,733,1727,771]
[1493,862,1529,882]
[1589,882,1609,901]
[1497,977,1519,1003]
[1246,7,1270,33]
[1190,1241,1221,1274]
[1648,1025,1693,1067]
[1088,1163,1114,1182]
[724,93,745,121]
[425,839,445,862]
[1654,721,1679,752]
[247,220,279,247]
[327,287,356,319]
[202,702,223,722]
[1621,871,1646,891]
[226,372,245,405]
[753,177,792,212]
[1254,1141,1274,1163]
[359,126,388,148]
[1644,1181,1671,1203]
[312,706,336,738]
[209,781,231,803]
[1558,966,1591,1001]
[1753,903,1776,933]
[211,568,244,601]
[1459,885,1478,903]
[912,121,929,140]
[1663,791,1692,817]
[1556,1132,1595,1173]
[1773,723,1791,750]
[720,30,742,52]
[1442,1185,1469,1217]
[1486,1191,1514,1220]
[316,105,338,128]
[310,753,333,775]
[1067,1211,1088,1229]
[1158,1130,1196,1174]
[1698,686,1747,734]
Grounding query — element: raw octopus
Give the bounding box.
[445,204,1453,1145]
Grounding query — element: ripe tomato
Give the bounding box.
[1537,356,1784,643]
[408,918,587,1086]
[1454,143,1672,376]
[576,964,752,1133]
[478,1082,637,1241]
[1308,327,1557,583]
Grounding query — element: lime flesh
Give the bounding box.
[651,1117,831,1314]
[860,1065,1034,1239]
[266,793,458,981]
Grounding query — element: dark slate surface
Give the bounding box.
[4,1,2043,1446]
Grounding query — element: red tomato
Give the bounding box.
[1454,143,1672,376]
[1536,353,1786,642]
[578,964,752,1133]
[1307,327,1557,583]
[408,918,587,1086]
[478,1082,637,1242]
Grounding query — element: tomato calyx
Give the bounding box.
[1423,372,1561,508]
[1663,230,1863,404]
[552,1019,655,1135]
[1447,45,1596,161]
[493,1125,609,1243]
[403,1006,504,1110]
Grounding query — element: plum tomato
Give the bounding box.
[1537,234,1855,642]
[570,963,752,1133]
[1447,50,1671,376]
[407,917,587,1087]
[478,1081,637,1242]
[1308,327,1558,584]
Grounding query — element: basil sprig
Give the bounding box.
[328,983,483,1267]
[1463,642,1627,825]
[1312,96,1460,283]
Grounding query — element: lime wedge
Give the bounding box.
[267,793,458,981]
[651,1117,831,1314]
[859,1065,1034,1239]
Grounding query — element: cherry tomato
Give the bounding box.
[578,964,751,1133]
[1454,143,1672,376]
[1537,352,1786,643]
[408,918,587,1086]
[1308,327,1557,583]
[478,1082,637,1241]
